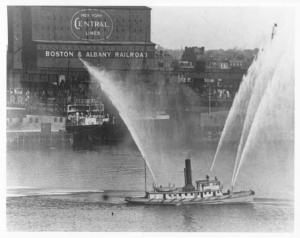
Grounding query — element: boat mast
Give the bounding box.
[144,160,147,192]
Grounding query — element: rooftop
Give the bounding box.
[196,179,220,184]
[15,6,151,10]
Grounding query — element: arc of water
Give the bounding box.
[231,57,277,186]
[231,27,290,186]
[80,59,157,182]
[210,74,252,171]
[229,58,266,178]
[231,45,293,185]
[212,27,284,182]
[210,49,262,172]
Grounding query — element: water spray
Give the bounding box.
[79,58,157,182]
[211,22,293,189]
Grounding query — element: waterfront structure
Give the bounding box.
[6,6,176,148]
[6,6,256,148]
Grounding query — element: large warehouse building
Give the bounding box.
[6,6,173,148]
[7,6,156,89]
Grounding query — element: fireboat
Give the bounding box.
[125,158,254,206]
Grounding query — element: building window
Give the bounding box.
[29,118,33,123]
[59,117,63,123]
[35,118,39,123]
[54,117,57,122]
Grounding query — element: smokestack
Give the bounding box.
[185,159,192,185]
[183,158,195,191]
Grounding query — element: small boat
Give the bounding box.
[125,158,254,206]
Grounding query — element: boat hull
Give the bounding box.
[125,191,254,206]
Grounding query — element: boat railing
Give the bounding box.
[152,184,177,192]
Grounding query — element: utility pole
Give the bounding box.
[208,84,211,115]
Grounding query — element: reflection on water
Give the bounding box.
[7,192,293,232]
[6,145,293,231]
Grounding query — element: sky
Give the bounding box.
[151,7,294,50]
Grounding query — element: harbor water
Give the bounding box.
[6,144,293,232]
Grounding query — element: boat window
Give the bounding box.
[185,193,187,196]
[191,193,193,196]
[179,193,181,196]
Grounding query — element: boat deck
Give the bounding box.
[125,190,254,206]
